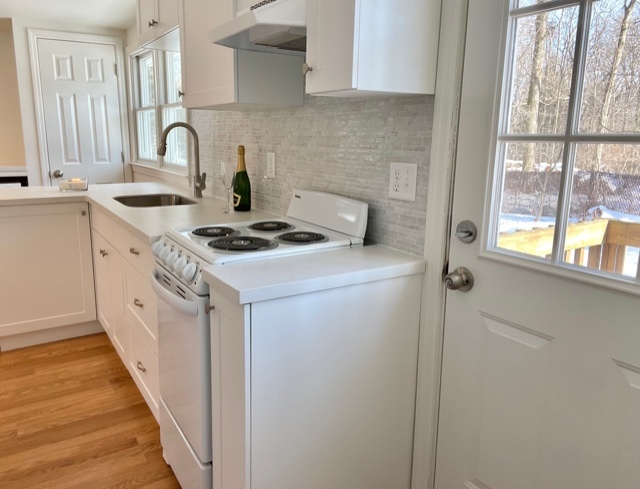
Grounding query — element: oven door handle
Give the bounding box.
[150,271,199,316]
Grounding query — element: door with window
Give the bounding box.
[36,38,125,184]
[435,1,640,488]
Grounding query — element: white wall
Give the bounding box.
[0,19,26,170]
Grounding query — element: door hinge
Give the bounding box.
[114,63,118,77]
[121,152,125,164]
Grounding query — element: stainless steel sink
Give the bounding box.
[113,194,197,207]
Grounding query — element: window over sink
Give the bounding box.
[131,49,187,172]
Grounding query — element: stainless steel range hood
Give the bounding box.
[209,0,306,56]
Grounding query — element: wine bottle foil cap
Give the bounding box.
[238,145,245,155]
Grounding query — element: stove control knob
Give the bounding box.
[158,245,171,260]
[165,250,179,267]
[151,240,164,256]
[173,255,188,273]
[182,261,198,283]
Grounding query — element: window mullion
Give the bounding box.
[153,51,163,168]
[551,0,592,264]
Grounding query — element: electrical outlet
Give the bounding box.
[267,152,276,178]
[388,162,417,202]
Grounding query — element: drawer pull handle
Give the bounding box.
[129,247,140,255]
[148,19,158,27]
[136,360,147,373]
[134,299,144,308]
[100,249,108,257]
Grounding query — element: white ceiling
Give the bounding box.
[0,0,137,30]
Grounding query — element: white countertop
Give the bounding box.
[202,245,426,304]
[0,182,276,243]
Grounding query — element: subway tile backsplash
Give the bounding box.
[191,94,434,256]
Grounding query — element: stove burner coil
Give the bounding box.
[249,221,293,232]
[208,236,276,252]
[192,226,238,238]
[277,231,328,244]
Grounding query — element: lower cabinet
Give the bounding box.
[0,202,96,339]
[93,230,127,359]
[209,273,423,489]
[91,207,159,419]
[129,320,160,413]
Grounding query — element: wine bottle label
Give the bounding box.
[233,192,241,206]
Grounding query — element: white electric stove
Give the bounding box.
[151,189,368,489]
[151,189,369,294]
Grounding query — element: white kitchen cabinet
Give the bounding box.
[91,206,159,419]
[129,318,160,415]
[0,203,96,338]
[209,274,422,489]
[92,230,127,361]
[179,0,304,109]
[137,0,180,49]
[305,0,440,97]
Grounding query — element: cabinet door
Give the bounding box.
[156,0,180,37]
[305,0,357,94]
[0,203,95,336]
[93,230,127,361]
[93,231,114,335]
[179,0,236,108]
[137,0,158,45]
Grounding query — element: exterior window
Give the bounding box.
[491,0,640,282]
[132,50,187,170]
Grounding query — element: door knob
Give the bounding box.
[51,169,64,178]
[444,267,474,292]
[302,63,313,75]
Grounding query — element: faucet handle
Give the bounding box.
[199,172,207,190]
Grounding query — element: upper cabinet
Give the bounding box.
[304,0,441,97]
[179,0,304,110]
[137,0,180,50]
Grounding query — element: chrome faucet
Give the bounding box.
[157,122,207,198]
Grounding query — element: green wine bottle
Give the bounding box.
[233,145,251,211]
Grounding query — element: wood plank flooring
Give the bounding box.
[0,333,181,489]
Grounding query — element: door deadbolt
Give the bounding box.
[444,267,474,292]
[455,220,477,243]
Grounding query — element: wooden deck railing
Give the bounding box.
[498,219,640,274]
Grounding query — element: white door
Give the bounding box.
[36,38,124,184]
[435,1,640,488]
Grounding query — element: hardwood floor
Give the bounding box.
[0,333,181,489]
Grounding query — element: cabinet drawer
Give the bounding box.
[120,231,155,277]
[124,263,158,355]
[129,323,159,415]
[91,207,154,276]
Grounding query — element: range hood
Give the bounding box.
[209,0,306,55]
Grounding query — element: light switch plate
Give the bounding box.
[388,162,417,201]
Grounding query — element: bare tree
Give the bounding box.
[596,0,637,169]
[523,10,549,171]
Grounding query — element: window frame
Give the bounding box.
[129,48,188,174]
[485,0,640,287]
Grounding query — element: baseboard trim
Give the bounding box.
[0,321,104,351]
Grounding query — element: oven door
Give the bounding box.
[151,265,212,463]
